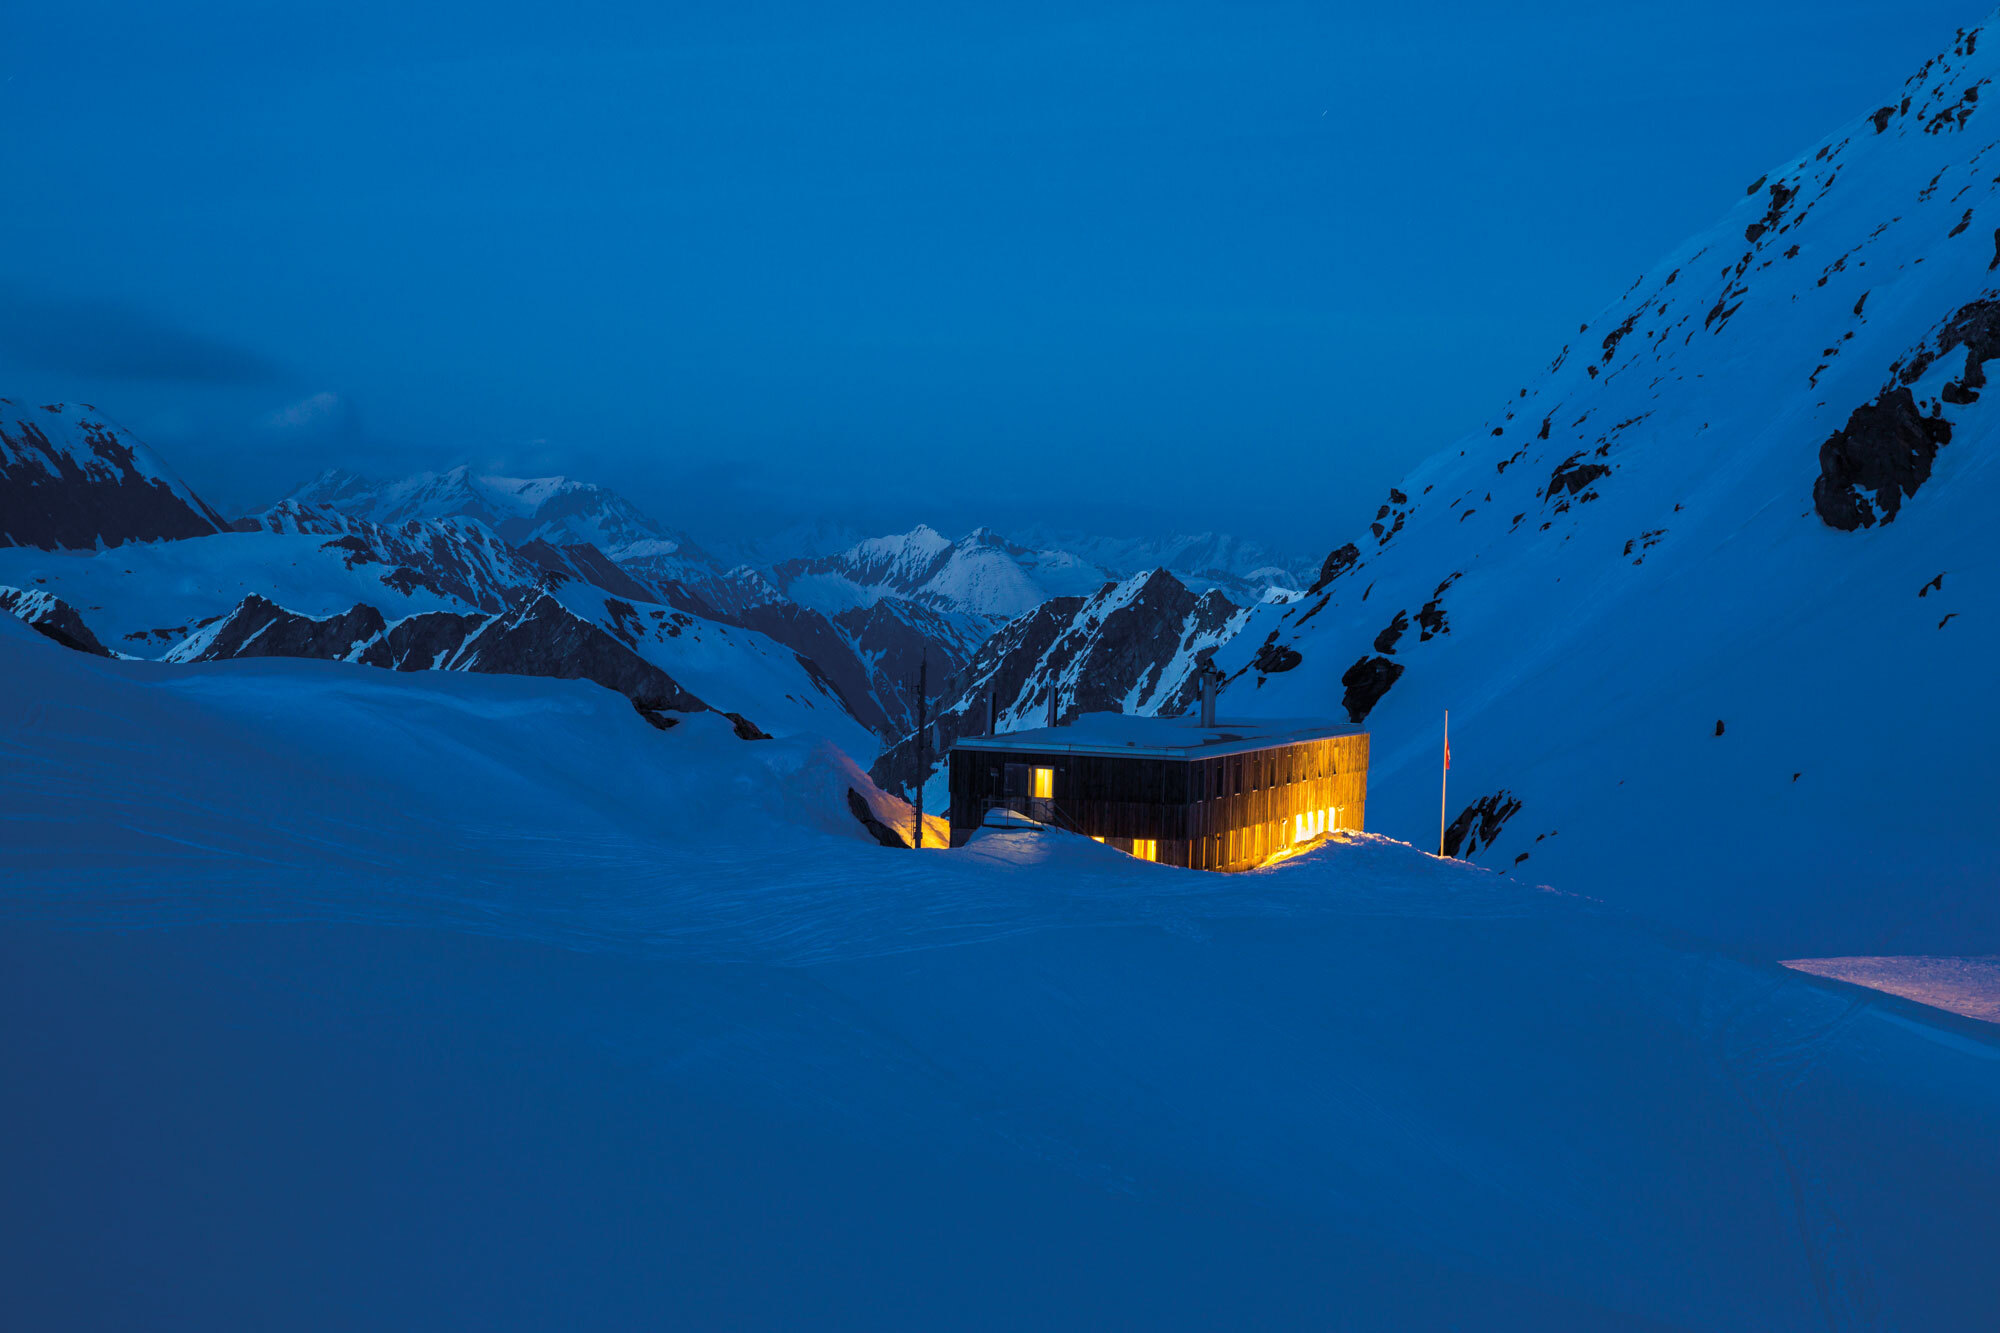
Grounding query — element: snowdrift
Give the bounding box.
[3,617,1996,1330]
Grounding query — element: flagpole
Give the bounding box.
[1437,710,1449,857]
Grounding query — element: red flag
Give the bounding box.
[1443,732,1451,771]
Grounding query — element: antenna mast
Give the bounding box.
[912,650,928,850]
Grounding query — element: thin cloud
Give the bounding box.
[0,283,285,385]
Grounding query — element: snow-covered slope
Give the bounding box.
[3,614,1996,1330]
[1,400,228,549]
[0,510,880,756]
[1212,21,2000,957]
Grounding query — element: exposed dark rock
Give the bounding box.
[1443,791,1522,859]
[1742,181,1797,247]
[450,594,711,715]
[726,713,771,740]
[1715,719,1726,736]
[1812,386,1951,529]
[847,788,910,848]
[1310,542,1361,593]
[1919,572,1945,596]
[869,593,1085,798]
[185,592,721,723]
[1416,597,1450,641]
[190,594,389,662]
[830,598,976,736]
[249,501,540,612]
[1914,298,2000,387]
[516,539,656,604]
[0,587,113,656]
[633,700,680,730]
[1599,312,1639,363]
[1544,453,1611,501]
[1373,610,1409,655]
[870,571,1234,799]
[0,406,229,550]
[1872,105,1896,132]
[1251,632,1302,675]
[1339,655,1403,724]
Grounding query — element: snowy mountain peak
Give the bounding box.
[279,465,712,570]
[0,399,229,550]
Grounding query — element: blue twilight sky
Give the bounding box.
[2,1,1986,555]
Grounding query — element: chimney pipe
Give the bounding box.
[985,693,996,736]
[1199,664,1218,728]
[1047,685,1058,728]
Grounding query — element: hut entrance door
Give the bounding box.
[1002,763,1055,824]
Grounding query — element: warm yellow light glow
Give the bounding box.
[1031,766,1054,799]
[1091,835,1106,843]
[1132,838,1157,862]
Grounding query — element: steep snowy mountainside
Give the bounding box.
[1,400,228,549]
[772,524,1109,621]
[870,568,1249,803]
[237,500,543,610]
[0,586,113,656]
[1212,20,2000,956]
[5,614,1997,1330]
[288,465,713,568]
[1017,526,1316,596]
[775,524,1307,624]
[533,577,885,759]
[832,596,990,734]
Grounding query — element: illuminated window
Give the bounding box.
[1031,766,1054,799]
[1091,835,1106,843]
[1132,838,1157,861]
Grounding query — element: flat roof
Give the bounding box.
[949,710,1364,761]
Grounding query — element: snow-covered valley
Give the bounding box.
[4,613,1997,1329]
[9,12,2000,1327]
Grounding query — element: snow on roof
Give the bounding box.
[950,710,1361,760]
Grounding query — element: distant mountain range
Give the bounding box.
[8,17,2000,967]
[264,466,1310,746]
[0,424,1289,770]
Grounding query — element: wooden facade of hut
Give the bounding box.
[946,712,1368,871]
